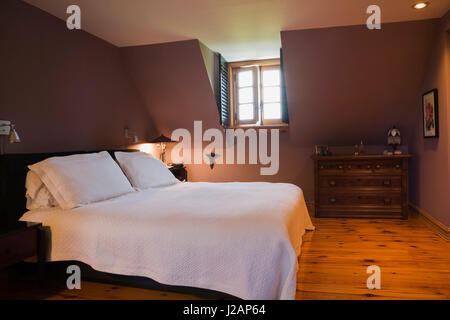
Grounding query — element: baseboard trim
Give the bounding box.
[409,203,450,241]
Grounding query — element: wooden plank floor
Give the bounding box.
[1,214,449,300]
[296,214,450,299]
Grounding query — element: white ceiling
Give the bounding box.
[24,0,450,61]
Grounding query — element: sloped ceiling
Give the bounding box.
[120,40,220,136]
[24,0,450,61]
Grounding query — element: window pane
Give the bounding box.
[239,104,254,121]
[238,70,253,87]
[263,103,281,120]
[263,69,280,86]
[238,87,253,104]
[263,86,280,103]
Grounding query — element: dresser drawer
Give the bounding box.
[341,160,374,175]
[372,160,403,175]
[318,192,402,208]
[319,176,402,189]
[0,228,37,268]
[317,161,345,175]
[319,160,403,176]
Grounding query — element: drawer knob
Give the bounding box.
[329,180,336,186]
[329,197,337,204]
[347,165,352,169]
[367,165,371,169]
[376,164,381,169]
[338,165,343,169]
[320,165,324,169]
[395,164,401,169]
[383,180,392,186]
[384,198,392,205]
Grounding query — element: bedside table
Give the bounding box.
[0,221,45,282]
[168,164,188,182]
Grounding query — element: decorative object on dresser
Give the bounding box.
[353,140,365,156]
[168,163,188,182]
[422,88,439,138]
[387,126,402,154]
[0,221,45,283]
[312,154,411,219]
[314,145,330,156]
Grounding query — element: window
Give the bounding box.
[215,52,289,129]
[229,59,286,127]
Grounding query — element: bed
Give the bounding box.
[1,150,314,300]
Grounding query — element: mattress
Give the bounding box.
[20,181,314,299]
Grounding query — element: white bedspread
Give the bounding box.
[20,182,314,300]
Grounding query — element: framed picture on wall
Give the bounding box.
[422,88,439,138]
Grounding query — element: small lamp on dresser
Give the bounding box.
[387,126,402,154]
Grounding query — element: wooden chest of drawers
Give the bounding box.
[312,155,411,219]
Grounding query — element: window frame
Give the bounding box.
[229,58,285,128]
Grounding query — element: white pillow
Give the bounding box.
[28,151,134,209]
[25,170,57,210]
[115,152,179,189]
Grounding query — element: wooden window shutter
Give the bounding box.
[215,54,230,127]
[280,48,289,124]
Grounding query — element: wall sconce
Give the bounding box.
[206,152,220,169]
[0,120,21,143]
[150,134,175,163]
[124,126,139,144]
[0,120,21,154]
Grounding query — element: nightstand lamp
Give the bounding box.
[150,134,175,163]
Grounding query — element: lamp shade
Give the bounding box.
[150,134,175,143]
[8,124,20,143]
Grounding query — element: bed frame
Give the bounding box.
[0,149,234,299]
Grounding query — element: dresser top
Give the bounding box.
[312,154,411,161]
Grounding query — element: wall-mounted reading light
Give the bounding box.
[124,126,139,144]
[206,152,220,169]
[0,120,21,154]
[0,120,21,143]
[412,2,429,9]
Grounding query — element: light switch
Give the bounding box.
[0,120,11,135]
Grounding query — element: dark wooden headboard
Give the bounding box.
[0,149,137,226]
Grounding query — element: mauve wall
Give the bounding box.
[410,12,450,227]
[0,0,155,154]
[121,20,438,203]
